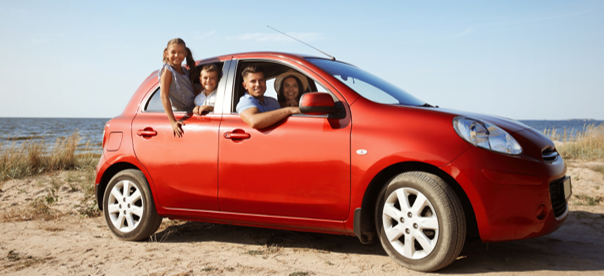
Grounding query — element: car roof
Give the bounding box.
[213,51,320,60]
[193,51,338,65]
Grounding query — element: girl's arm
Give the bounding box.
[160,69,185,137]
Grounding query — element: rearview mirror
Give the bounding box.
[299,92,339,115]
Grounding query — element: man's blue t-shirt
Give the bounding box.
[236,93,281,113]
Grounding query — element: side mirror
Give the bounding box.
[299,92,339,115]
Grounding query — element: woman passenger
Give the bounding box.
[274,71,308,107]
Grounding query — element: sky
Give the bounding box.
[1,0,603,120]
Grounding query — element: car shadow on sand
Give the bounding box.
[444,210,604,273]
[152,210,604,273]
[153,220,388,257]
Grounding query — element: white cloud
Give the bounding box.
[404,27,474,45]
[0,70,25,74]
[192,30,217,40]
[31,37,51,44]
[494,10,592,27]
[230,32,324,42]
[30,33,66,45]
[443,27,474,40]
[401,9,591,46]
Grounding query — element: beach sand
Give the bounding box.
[1,161,603,275]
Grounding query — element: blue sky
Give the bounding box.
[1,0,603,119]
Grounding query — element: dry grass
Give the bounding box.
[544,123,604,160]
[0,131,100,183]
[2,249,54,271]
[289,272,311,276]
[0,131,102,222]
[75,167,102,218]
[573,194,604,206]
[593,165,604,175]
[0,168,101,222]
[0,166,101,223]
[0,203,61,222]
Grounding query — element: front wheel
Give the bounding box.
[375,172,466,272]
[103,169,162,241]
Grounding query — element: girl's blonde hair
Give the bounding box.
[162,38,197,83]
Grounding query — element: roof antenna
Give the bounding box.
[267,25,336,61]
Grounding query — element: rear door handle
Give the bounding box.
[224,132,250,140]
[137,129,158,137]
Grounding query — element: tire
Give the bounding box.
[375,171,466,272]
[103,169,163,241]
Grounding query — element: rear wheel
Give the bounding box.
[103,169,162,241]
[375,172,466,272]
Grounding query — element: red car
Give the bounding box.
[95,52,571,271]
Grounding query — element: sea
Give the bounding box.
[0,118,110,153]
[0,118,603,153]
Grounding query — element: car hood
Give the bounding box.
[421,107,531,134]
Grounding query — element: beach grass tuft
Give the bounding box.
[0,131,100,183]
[3,249,54,271]
[544,123,604,160]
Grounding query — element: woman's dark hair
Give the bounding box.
[163,38,197,84]
[277,75,305,107]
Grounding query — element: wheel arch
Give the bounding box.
[357,161,479,243]
[96,162,142,210]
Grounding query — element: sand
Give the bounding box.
[0,161,603,275]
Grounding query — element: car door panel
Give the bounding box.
[132,112,221,210]
[218,114,351,220]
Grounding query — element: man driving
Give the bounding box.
[236,65,300,129]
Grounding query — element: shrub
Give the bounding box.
[544,123,604,160]
[0,131,100,182]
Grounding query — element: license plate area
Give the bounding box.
[563,176,572,201]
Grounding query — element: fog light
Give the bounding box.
[536,204,546,220]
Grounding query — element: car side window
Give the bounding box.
[144,89,164,112]
[232,61,339,113]
[144,88,189,112]
[264,78,278,100]
[311,81,339,103]
[144,62,225,112]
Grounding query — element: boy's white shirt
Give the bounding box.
[194,89,217,107]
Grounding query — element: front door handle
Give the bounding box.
[137,128,158,137]
[224,132,250,140]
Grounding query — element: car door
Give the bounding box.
[217,60,351,220]
[131,61,232,210]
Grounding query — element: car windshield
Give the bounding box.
[307,58,425,106]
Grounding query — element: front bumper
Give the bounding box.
[441,141,568,242]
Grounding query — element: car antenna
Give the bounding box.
[267,25,336,61]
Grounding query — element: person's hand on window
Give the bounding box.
[193,105,214,116]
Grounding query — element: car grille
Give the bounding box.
[542,147,558,162]
[549,177,568,218]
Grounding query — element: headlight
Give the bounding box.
[453,116,522,155]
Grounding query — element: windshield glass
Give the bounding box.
[307,58,425,106]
